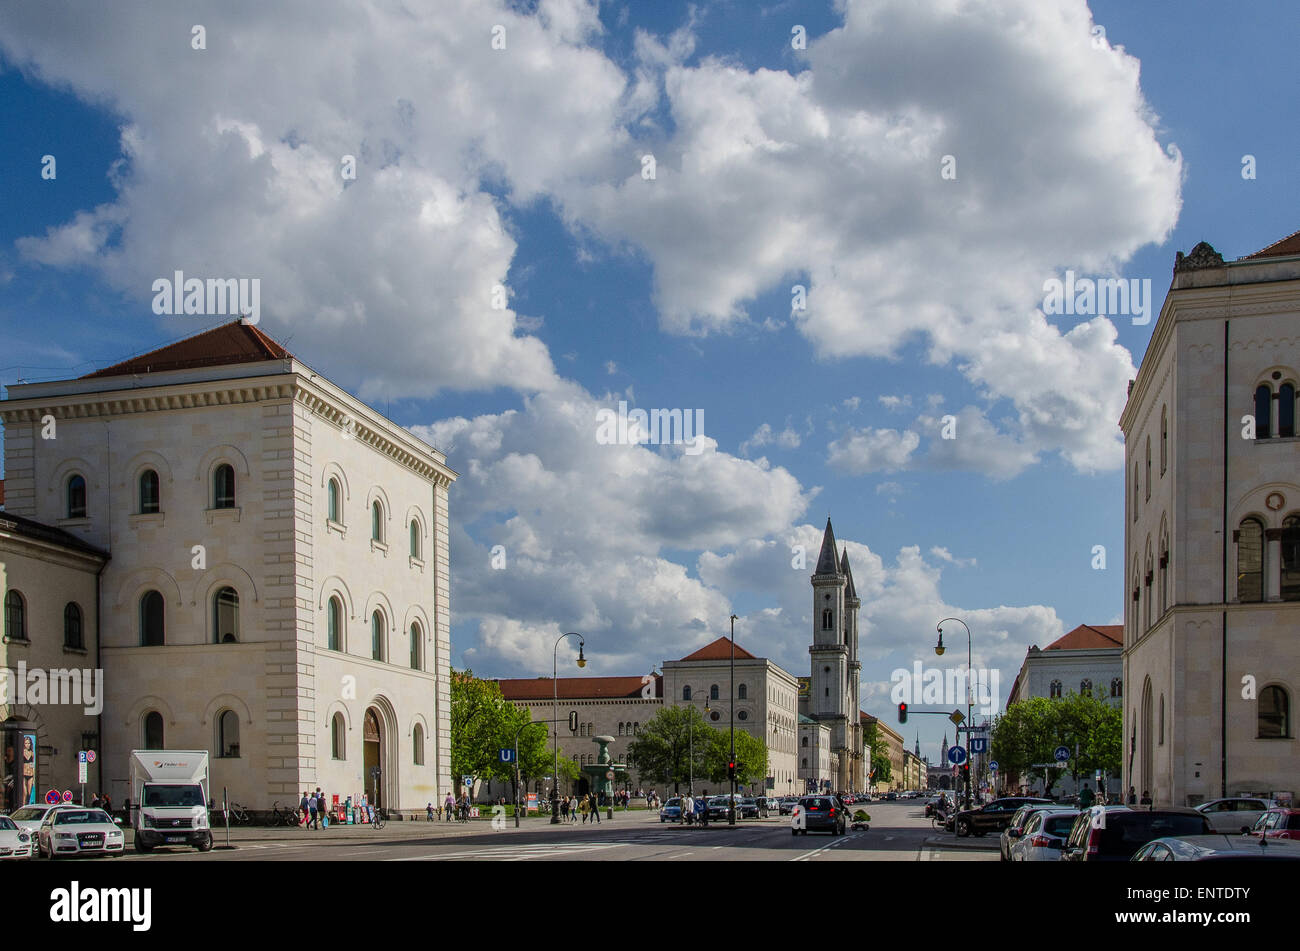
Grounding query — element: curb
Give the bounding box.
[923,835,999,851]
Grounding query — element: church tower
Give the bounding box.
[810,518,862,791]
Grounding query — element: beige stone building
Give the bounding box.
[0,321,457,817]
[1120,232,1300,807]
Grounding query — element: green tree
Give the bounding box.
[627,706,714,793]
[991,694,1122,797]
[450,669,555,795]
[700,726,768,789]
[863,719,892,786]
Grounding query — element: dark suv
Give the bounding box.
[792,796,846,836]
[951,797,1054,837]
[1062,806,1211,861]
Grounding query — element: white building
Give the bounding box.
[0,321,456,817]
[1120,233,1300,807]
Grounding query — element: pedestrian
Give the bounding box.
[427,801,434,821]
[1077,784,1095,810]
[592,793,601,824]
[444,791,455,822]
[579,795,588,823]
[299,790,310,827]
[91,793,101,809]
[1140,789,1152,807]
[316,787,327,828]
[569,796,578,823]
[1127,786,1137,805]
[307,791,319,829]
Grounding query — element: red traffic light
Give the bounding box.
[898,702,908,724]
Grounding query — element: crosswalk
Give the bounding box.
[387,831,699,861]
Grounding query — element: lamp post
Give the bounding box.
[552,632,586,824]
[729,614,738,826]
[935,618,972,809]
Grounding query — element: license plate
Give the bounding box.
[165,836,187,843]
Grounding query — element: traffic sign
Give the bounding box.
[499,748,516,764]
[989,761,999,772]
[1054,746,1070,763]
[86,750,96,764]
[78,760,88,784]
[78,751,87,763]
[605,770,615,780]
[62,790,74,803]
[970,737,988,754]
[949,709,965,726]
[947,747,967,766]
[45,790,61,805]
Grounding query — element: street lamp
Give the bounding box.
[936,618,972,810]
[552,632,585,825]
[729,614,738,826]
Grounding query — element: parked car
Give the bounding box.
[706,796,734,822]
[1133,834,1300,861]
[791,795,846,836]
[1009,809,1079,862]
[1247,807,1300,840]
[1062,806,1211,861]
[951,797,1054,837]
[659,798,683,823]
[738,798,761,819]
[1001,805,1074,860]
[36,807,125,859]
[7,804,66,833]
[885,792,898,801]
[1195,797,1276,833]
[778,796,799,815]
[0,815,34,860]
[754,797,773,818]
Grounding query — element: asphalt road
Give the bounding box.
[93,800,998,862]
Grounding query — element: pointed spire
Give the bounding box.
[841,546,857,599]
[814,517,840,575]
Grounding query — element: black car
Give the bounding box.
[792,795,846,836]
[1062,806,1212,861]
[951,797,1055,837]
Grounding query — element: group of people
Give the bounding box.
[89,792,114,815]
[556,794,601,823]
[678,792,713,825]
[429,792,473,821]
[297,787,331,828]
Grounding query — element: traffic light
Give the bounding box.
[728,760,736,780]
[898,702,908,724]
[568,711,578,733]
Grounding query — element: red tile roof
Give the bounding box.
[81,320,291,379]
[1045,624,1123,651]
[677,637,757,662]
[496,676,662,701]
[1241,229,1300,260]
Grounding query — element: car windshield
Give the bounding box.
[0,816,15,831]
[9,807,47,821]
[54,810,112,825]
[143,783,204,807]
[1044,815,1077,836]
[1103,813,1206,847]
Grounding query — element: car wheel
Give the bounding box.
[956,818,971,837]
[197,833,213,853]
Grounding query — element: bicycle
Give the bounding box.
[226,802,251,825]
[267,801,300,827]
[370,807,386,830]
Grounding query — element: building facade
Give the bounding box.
[1120,234,1300,807]
[0,321,457,816]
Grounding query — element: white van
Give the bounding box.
[128,750,212,853]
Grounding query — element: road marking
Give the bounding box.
[389,842,626,861]
[792,832,858,862]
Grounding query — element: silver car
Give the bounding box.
[1195,797,1276,834]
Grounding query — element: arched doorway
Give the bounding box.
[363,708,383,808]
[1140,678,1153,799]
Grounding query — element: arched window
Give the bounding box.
[1159,533,1170,612]
[1080,679,1092,698]
[738,684,748,700]
[144,711,164,750]
[1160,405,1168,475]
[139,469,160,514]
[371,501,384,542]
[327,478,340,522]
[410,520,420,559]
[1281,383,1297,438]
[331,713,345,759]
[710,684,719,701]
[1111,678,1123,698]
[1255,384,1272,439]
[371,610,385,661]
[821,609,833,630]
[801,736,808,748]
[633,722,639,734]
[63,602,83,649]
[413,724,425,765]
[327,597,342,651]
[1236,518,1264,602]
[617,722,624,736]
[218,710,240,758]
[214,587,239,642]
[1049,680,1062,699]
[213,464,235,508]
[801,758,808,769]
[67,474,87,518]
[140,590,165,646]
[1259,686,1290,738]
[4,590,27,641]
[409,622,421,670]
[682,685,692,701]
[1282,515,1300,601]
[587,722,593,736]
[1145,436,1151,502]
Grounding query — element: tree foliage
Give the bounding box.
[450,669,558,795]
[989,693,1122,795]
[628,706,770,792]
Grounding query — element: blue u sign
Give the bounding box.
[499,748,515,764]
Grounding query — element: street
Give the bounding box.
[100,800,996,862]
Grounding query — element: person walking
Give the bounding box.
[1127,786,1137,805]
[1140,790,1153,807]
[559,796,569,822]
[591,793,601,824]
[316,788,328,828]
[299,790,310,827]
[444,792,455,822]
[1077,784,1095,810]
[569,796,578,823]
[307,791,319,829]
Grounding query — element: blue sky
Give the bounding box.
[1,0,1295,763]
